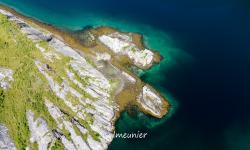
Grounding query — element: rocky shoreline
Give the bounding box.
[0,5,170,150]
[75,26,162,69]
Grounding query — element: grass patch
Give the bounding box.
[51,139,64,150]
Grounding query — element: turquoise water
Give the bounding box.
[1,0,250,150]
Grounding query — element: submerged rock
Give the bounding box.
[75,29,97,47]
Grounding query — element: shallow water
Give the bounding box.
[0,0,250,150]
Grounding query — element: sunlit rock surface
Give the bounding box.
[99,32,154,69]
[27,110,54,150]
[137,85,167,118]
[0,68,13,90]
[0,125,16,150]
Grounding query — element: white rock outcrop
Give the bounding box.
[137,85,165,117]
[26,110,54,150]
[0,68,14,89]
[99,32,154,68]
[0,124,16,150]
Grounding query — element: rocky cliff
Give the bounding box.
[0,8,169,150]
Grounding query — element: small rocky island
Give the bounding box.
[0,6,169,150]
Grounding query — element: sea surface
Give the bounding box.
[0,0,250,150]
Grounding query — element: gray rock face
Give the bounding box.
[21,27,52,42]
[0,125,16,150]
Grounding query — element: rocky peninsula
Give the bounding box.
[0,6,170,150]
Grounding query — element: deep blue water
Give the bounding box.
[0,0,250,150]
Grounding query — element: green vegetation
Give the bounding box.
[0,89,5,108]
[38,40,49,51]
[30,142,38,150]
[131,46,137,52]
[51,140,64,150]
[85,56,97,68]
[122,45,130,51]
